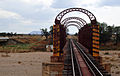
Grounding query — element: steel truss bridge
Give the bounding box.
[51,8,111,76]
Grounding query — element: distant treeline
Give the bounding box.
[0,32,37,37]
[0,32,17,37]
[98,22,120,45]
[1,22,120,45]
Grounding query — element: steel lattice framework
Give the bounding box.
[52,8,99,62]
[55,8,97,25]
[61,17,87,26]
[66,24,81,29]
[64,21,84,29]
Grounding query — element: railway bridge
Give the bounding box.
[50,8,111,76]
[52,8,99,59]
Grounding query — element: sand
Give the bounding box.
[100,51,120,76]
[1,51,119,76]
[0,52,52,76]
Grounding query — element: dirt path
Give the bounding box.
[0,52,52,76]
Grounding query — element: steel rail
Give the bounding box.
[73,40,96,76]
[70,39,83,76]
[74,40,103,76]
[70,39,76,76]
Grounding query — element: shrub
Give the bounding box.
[104,52,109,55]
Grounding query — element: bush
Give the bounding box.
[104,52,109,55]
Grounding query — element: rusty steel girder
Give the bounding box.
[79,25,93,54]
[66,24,81,30]
[55,8,97,25]
[53,8,99,59]
[61,17,87,26]
[64,21,84,29]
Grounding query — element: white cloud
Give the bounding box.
[0,8,34,25]
[21,20,33,24]
[21,0,53,7]
[75,0,101,6]
[0,8,35,33]
[51,0,76,8]
[0,8,22,19]
[94,6,120,26]
[99,0,120,6]
[0,0,120,34]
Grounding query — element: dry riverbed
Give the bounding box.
[0,51,120,76]
[100,51,120,76]
[0,52,52,76]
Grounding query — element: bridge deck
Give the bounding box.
[63,39,111,76]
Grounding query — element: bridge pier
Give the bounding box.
[42,62,64,76]
[92,25,100,60]
[51,24,66,62]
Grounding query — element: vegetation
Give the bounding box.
[98,22,120,45]
[40,28,49,40]
[49,26,53,37]
[5,44,31,49]
[0,32,16,37]
[0,32,32,37]
[88,22,120,46]
[0,23,120,51]
[104,52,109,55]
[74,33,78,36]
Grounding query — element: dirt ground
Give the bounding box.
[0,50,120,76]
[100,51,120,76]
[0,52,52,76]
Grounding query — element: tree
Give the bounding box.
[74,33,78,36]
[7,33,11,37]
[14,32,17,36]
[10,32,13,37]
[40,28,49,40]
[0,32,6,37]
[113,26,120,45]
[49,26,53,37]
[66,28,69,34]
[106,26,113,40]
[99,22,108,44]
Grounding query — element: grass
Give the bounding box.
[0,35,52,53]
[0,44,33,53]
[5,44,32,49]
[0,43,47,53]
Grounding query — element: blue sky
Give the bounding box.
[0,0,120,34]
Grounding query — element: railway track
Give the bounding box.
[63,39,111,76]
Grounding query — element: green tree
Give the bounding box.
[49,26,53,37]
[99,22,109,45]
[66,28,69,34]
[99,22,107,33]
[14,32,17,36]
[106,26,113,40]
[113,26,120,45]
[40,28,49,40]
[0,32,6,37]
[74,33,78,36]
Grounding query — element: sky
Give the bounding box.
[0,0,120,34]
